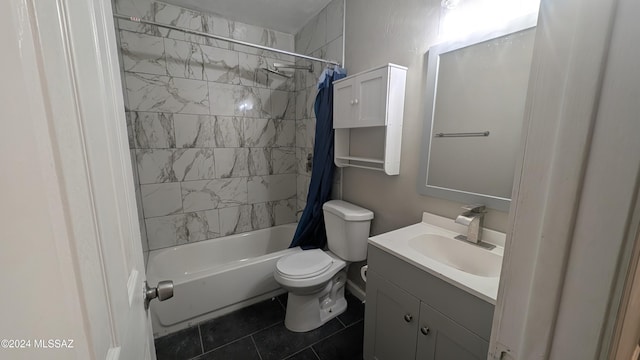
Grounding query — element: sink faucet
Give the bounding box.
[455,205,486,243]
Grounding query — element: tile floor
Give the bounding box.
[154,291,365,360]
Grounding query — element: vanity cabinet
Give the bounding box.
[332,64,407,175]
[364,245,494,360]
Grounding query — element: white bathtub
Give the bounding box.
[147,223,301,337]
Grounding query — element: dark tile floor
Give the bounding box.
[155,291,365,360]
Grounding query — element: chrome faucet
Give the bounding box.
[455,205,486,243]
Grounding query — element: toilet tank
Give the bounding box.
[322,200,374,261]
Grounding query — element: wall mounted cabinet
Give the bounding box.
[333,64,407,175]
[363,245,494,360]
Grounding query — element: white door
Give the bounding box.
[1,0,159,359]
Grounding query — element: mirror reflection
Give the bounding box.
[418,18,537,211]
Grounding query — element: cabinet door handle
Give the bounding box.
[404,314,413,323]
[350,100,355,105]
[420,326,430,335]
[354,98,359,104]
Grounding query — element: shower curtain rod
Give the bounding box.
[113,14,342,67]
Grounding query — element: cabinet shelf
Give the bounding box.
[335,156,385,164]
[333,64,407,175]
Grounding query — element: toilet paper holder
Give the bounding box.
[361,265,368,282]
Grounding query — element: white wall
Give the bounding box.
[343,0,536,236]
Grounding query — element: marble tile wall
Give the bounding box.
[294,0,345,214]
[117,1,298,251]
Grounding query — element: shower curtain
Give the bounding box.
[290,67,347,249]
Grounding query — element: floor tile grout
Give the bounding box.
[157,294,364,360]
[250,335,264,360]
[197,325,204,355]
[310,346,321,360]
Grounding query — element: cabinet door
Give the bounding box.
[364,271,420,360]
[356,67,388,127]
[333,78,355,128]
[416,303,489,360]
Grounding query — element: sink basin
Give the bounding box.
[408,234,502,277]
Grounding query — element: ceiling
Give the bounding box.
[164,0,333,34]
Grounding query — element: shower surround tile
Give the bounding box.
[140,182,183,218]
[270,90,296,120]
[164,38,204,80]
[295,8,327,55]
[125,72,209,114]
[174,115,244,148]
[295,89,315,120]
[273,198,297,225]
[214,116,244,147]
[271,148,297,175]
[248,174,297,204]
[174,114,216,148]
[117,1,302,252]
[325,36,344,65]
[265,60,297,92]
[200,45,240,83]
[181,178,248,212]
[214,148,250,178]
[295,120,307,148]
[219,205,252,236]
[146,209,220,250]
[119,30,166,76]
[173,149,216,181]
[230,21,295,61]
[248,148,272,176]
[275,120,296,147]
[250,203,275,230]
[247,147,296,176]
[165,38,241,84]
[154,2,208,45]
[208,83,243,116]
[241,86,272,118]
[136,149,215,184]
[244,118,276,147]
[239,53,270,88]
[131,112,175,148]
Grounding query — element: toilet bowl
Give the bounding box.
[274,200,373,332]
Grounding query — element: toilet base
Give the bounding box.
[284,271,347,332]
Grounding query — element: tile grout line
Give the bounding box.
[197,325,205,355]
[281,346,314,360]
[250,335,264,360]
[198,334,253,357]
[310,346,321,360]
[199,320,283,355]
[303,318,364,352]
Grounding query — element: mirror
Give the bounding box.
[417,16,537,211]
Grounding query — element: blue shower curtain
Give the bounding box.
[290,67,347,249]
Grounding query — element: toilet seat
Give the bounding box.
[276,249,333,279]
[274,249,346,290]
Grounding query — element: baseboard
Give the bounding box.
[346,279,366,302]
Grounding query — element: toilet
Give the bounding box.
[274,200,373,332]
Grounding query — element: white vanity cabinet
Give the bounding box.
[364,245,494,360]
[332,64,407,174]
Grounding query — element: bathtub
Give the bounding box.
[147,223,301,337]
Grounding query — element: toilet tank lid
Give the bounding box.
[323,200,374,221]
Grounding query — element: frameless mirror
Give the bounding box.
[417,15,537,212]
